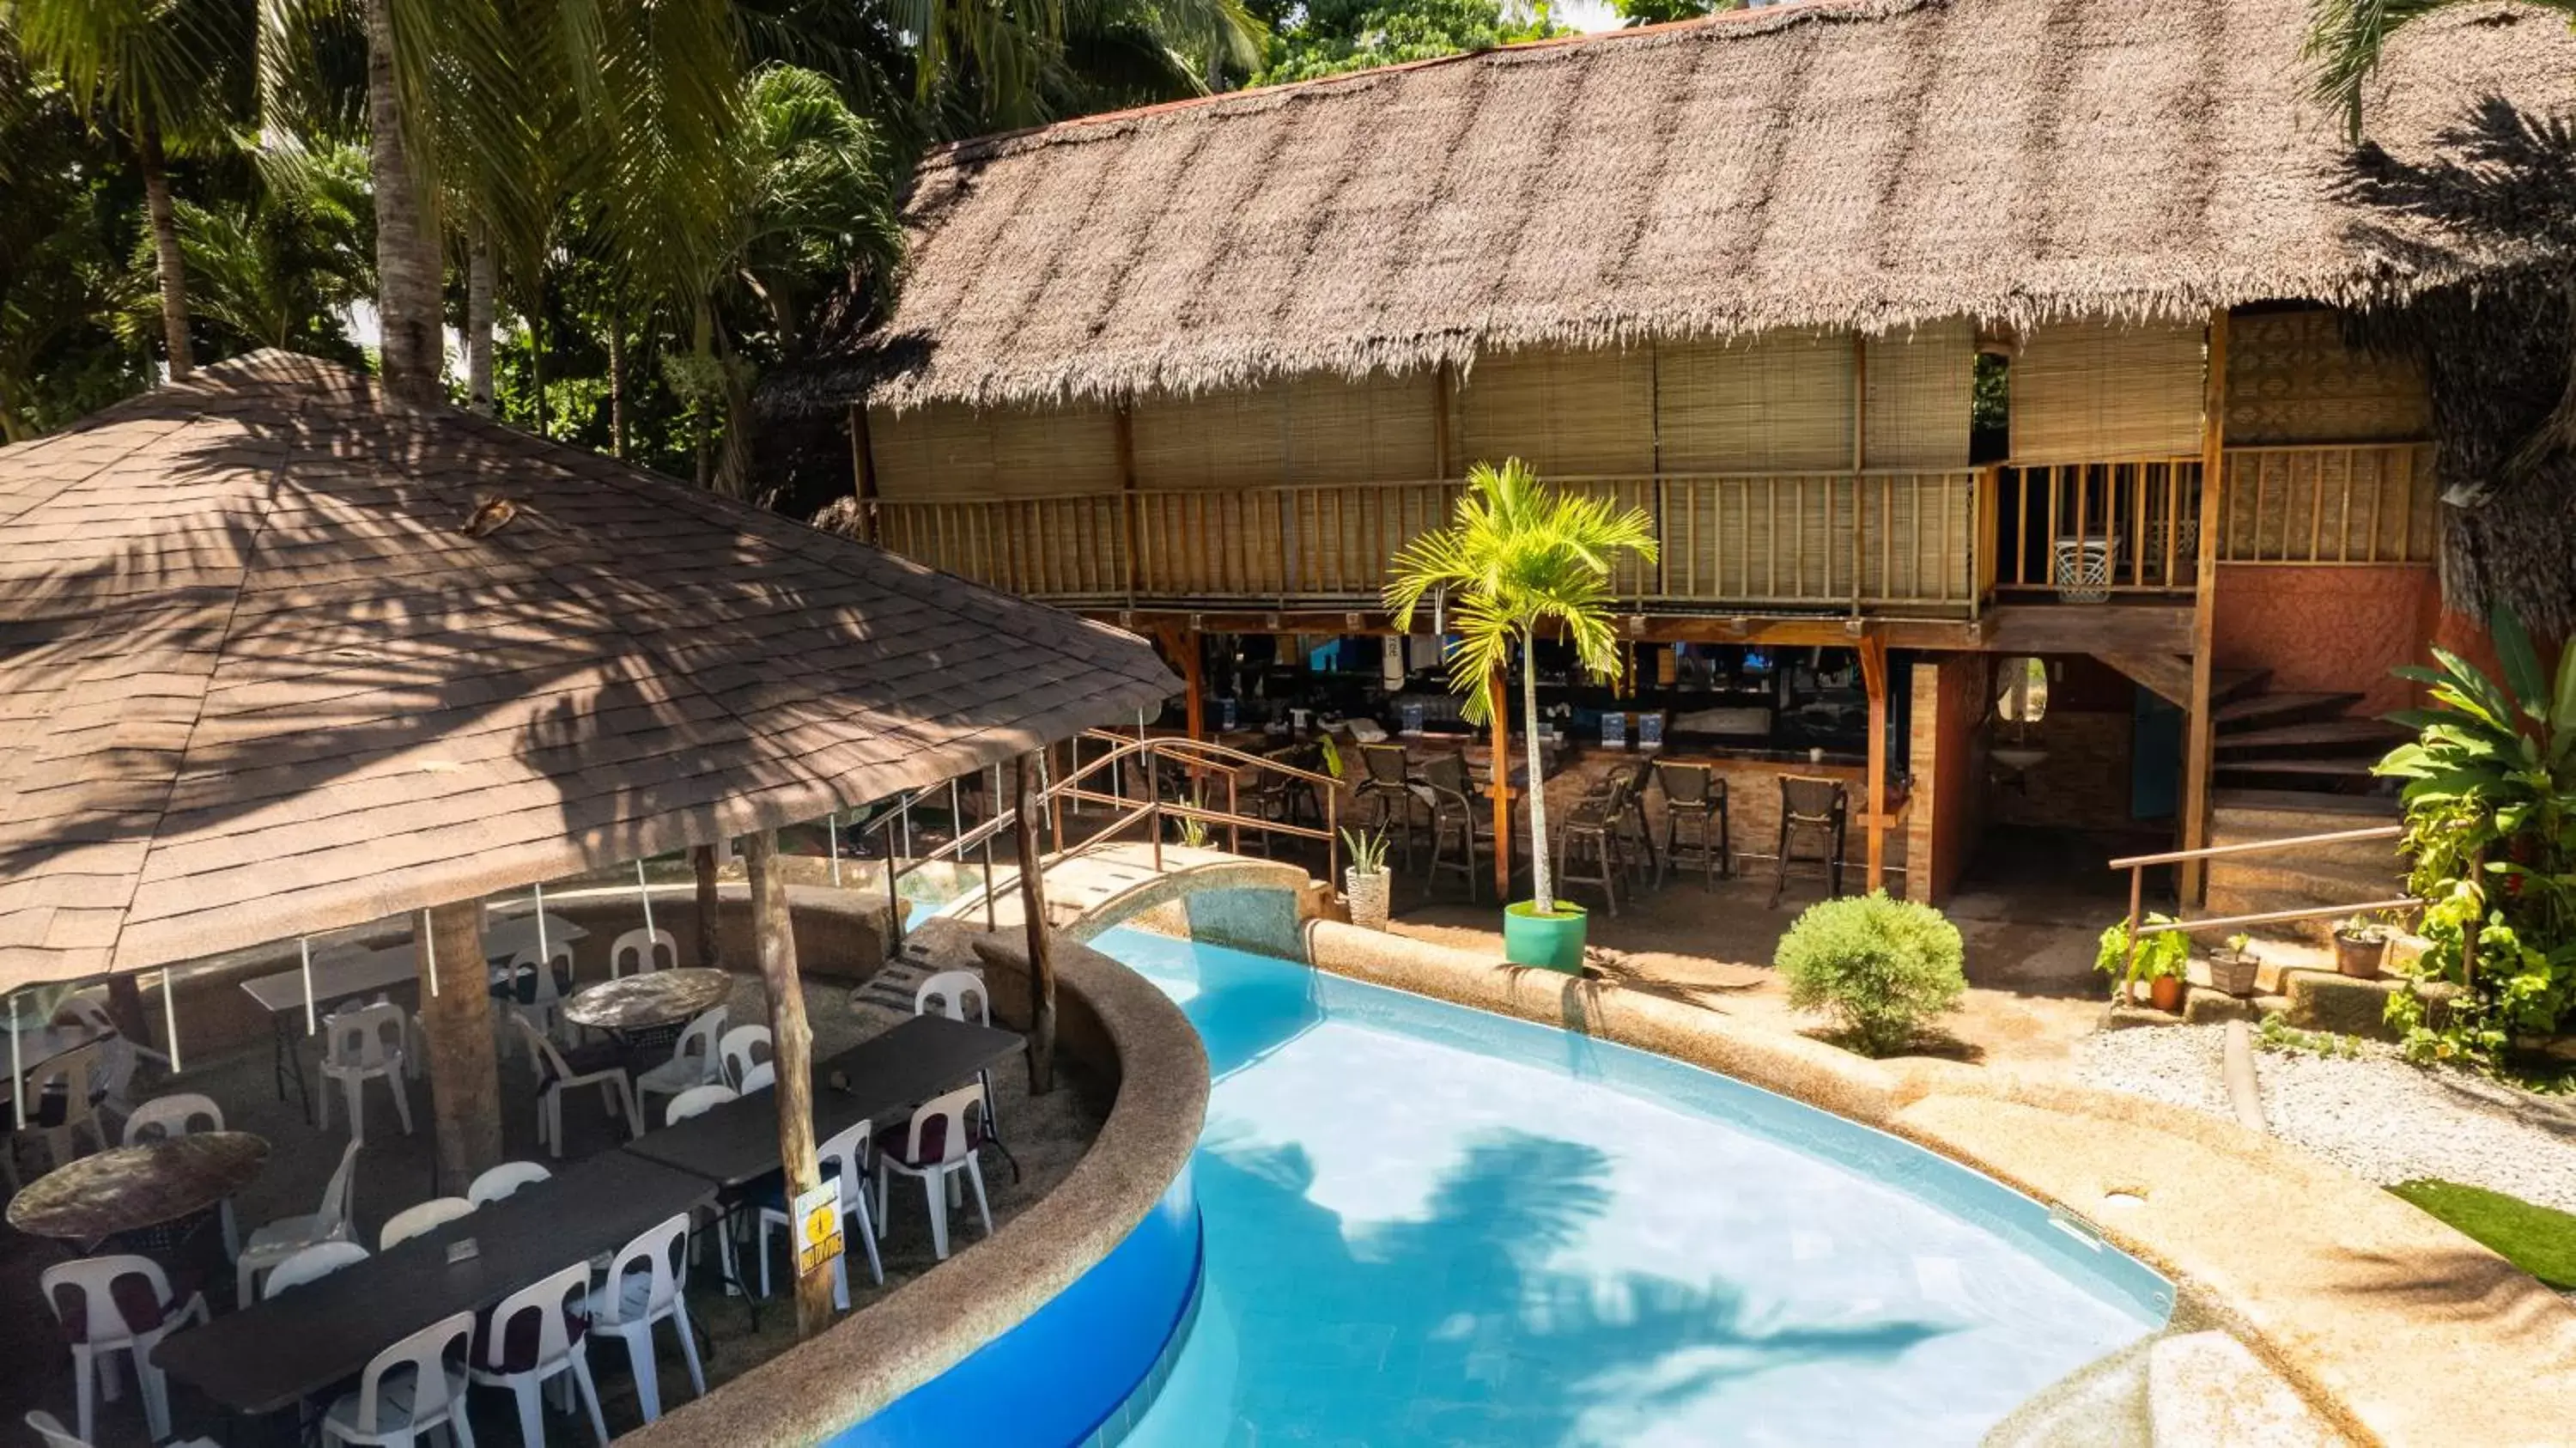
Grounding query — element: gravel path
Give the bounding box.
[2074,1025,2576,1214]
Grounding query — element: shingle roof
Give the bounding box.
[795,0,2576,413]
[0,352,1177,985]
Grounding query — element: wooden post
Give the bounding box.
[2180,310,2230,903]
[1432,362,1455,478]
[419,901,502,1189]
[690,843,723,967]
[1182,630,1206,742]
[1115,404,1139,603]
[1487,665,1513,902]
[741,831,832,1339]
[1013,756,1059,1095]
[848,404,879,545]
[1859,635,1889,891]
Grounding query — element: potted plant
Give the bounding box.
[1341,828,1391,932]
[2208,933,2262,996]
[2097,913,2191,1012]
[2332,913,2389,980]
[1384,459,1658,973]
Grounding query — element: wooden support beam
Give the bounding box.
[1859,635,1889,891]
[1432,363,1455,478]
[1488,665,1513,903]
[419,901,502,1189]
[1115,405,1139,602]
[2181,311,2230,903]
[741,830,832,1339]
[1182,630,1206,742]
[848,404,879,545]
[690,843,723,967]
[1013,756,1059,1095]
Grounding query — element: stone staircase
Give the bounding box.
[2210,684,2410,795]
[2204,788,2406,944]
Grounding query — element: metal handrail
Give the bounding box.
[841,731,1343,958]
[2111,821,2413,979]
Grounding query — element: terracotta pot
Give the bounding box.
[1344,868,1390,932]
[2334,932,2385,980]
[2148,974,2186,1013]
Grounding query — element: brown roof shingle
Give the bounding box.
[807,0,2576,412]
[0,352,1177,984]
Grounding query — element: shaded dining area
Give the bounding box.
[0,353,1176,1446]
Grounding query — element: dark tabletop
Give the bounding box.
[623,1013,1024,1189]
[6,1132,269,1246]
[560,968,731,1031]
[153,1150,711,1416]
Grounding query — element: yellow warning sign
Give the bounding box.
[794,1179,844,1277]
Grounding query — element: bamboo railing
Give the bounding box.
[2218,441,2439,565]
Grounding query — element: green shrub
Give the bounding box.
[1774,891,1966,1057]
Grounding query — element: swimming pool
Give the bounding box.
[1096,925,2170,1447]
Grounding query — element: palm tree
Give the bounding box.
[11,0,241,380]
[2306,0,2576,138]
[1384,459,1657,916]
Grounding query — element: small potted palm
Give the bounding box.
[1385,459,1657,972]
[1341,828,1391,932]
[2208,933,2261,997]
[2332,913,2389,979]
[2098,913,2191,1013]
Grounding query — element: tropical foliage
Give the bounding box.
[2095,911,2191,1001]
[1383,458,1657,915]
[2377,604,2576,1064]
[1251,0,1564,85]
[1776,891,1966,1058]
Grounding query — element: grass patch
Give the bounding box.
[2388,1179,2576,1290]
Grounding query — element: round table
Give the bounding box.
[562,969,731,1034]
[5,1131,269,1250]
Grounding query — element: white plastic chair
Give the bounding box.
[513,1015,638,1160]
[610,928,678,976]
[913,970,991,1025]
[320,1310,478,1448]
[39,1255,210,1443]
[55,995,149,1124]
[471,1260,610,1448]
[9,1041,111,1178]
[873,1083,993,1262]
[662,1083,738,1127]
[717,1025,771,1091]
[264,1241,371,1298]
[25,1408,221,1448]
[466,1160,553,1207]
[380,1196,477,1250]
[633,1006,727,1119]
[585,1214,704,1423]
[737,1060,775,1092]
[914,970,1004,1141]
[121,1092,239,1257]
[237,1138,361,1306]
[503,946,576,1062]
[318,1002,414,1141]
[758,1116,883,1311]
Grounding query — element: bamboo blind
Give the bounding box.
[1656,329,1856,473]
[1130,371,1437,490]
[1864,319,1974,469]
[2010,318,2204,462]
[1451,344,1656,475]
[866,399,1123,499]
[2224,307,2431,445]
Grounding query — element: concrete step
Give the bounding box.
[2211,756,2383,783]
[2213,720,2409,757]
[2211,787,2399,821]
[2214,691,2364,729]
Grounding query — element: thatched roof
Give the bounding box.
[0,353,1176,986]
[799,0,2576,414]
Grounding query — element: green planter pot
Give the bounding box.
[1504,901,1589,973]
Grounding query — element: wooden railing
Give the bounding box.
[876,494,1128,603]
[2219,441,2438,564]
[1990,457,2203,597]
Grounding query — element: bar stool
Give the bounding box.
[1419,752,1483,903]
[1353,743,1429,867]
[1555,769,1638,915]
[1769,775,1849,909]
[1653,761,1731,888]
[1245,745,1323,856]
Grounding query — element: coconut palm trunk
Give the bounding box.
[465,226,495,412]
[1521,633,1554,913]
[363,0,444,404]
[137,122,194,380]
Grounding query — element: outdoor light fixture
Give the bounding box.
[1844,618,1864,636]
[1267,612,1281,630]
[1346,612,1363,630]
[1626,614,1645,636]
[1119,610,1134,628]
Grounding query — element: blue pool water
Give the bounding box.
[1096,926,2170,1448]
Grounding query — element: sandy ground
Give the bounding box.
[1385,866,2117,1074]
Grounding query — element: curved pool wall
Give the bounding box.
[826,1168,1204,1448]
[1101,925,2173,1446]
